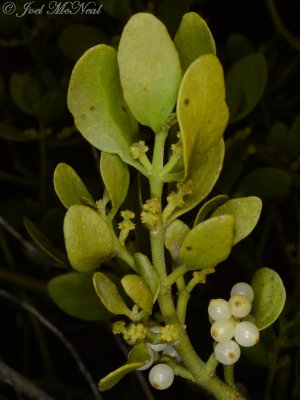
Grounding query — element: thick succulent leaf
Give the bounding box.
[165,219,190,263]
[64,205,113,272]
[211,197,262,245]
[180,215,234,270]
[169,139,225,222]
[67,44,139,167]
[24,217,68,266]
[251,268,286,330]
[128,342,150,363]
[100,152,129,218]
[117,13,181,132]
[53,163,95,209]
[237,167,292,199]
[286,115,300,160]
[226,53,267,123]
[121,274,153,313]
[93,272,131,317]
[177,54,229,177]
[194,194,229,226]
[266,121,289,156]
[99,362,143,391]
[174,12,216,73]
[134,253,160,303]
[48,272,111,321]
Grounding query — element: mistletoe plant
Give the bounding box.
[47,12,286,400]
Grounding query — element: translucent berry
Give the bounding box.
[214,340,241,365]
[229,294,252,318]
[210,319,235,343]
[149,363,174,390]
[208,299,232,321]
[137,346,155,371]
[230,282,254,302]
[234,321,260,347]
[162,345,182,362]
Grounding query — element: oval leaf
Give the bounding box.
[64,205,113,272]
[54,163,95,209]
[67,44,139,167]
[237,167,292,199]
[251,267,286,330]
[211,196,262,245]
[174,12,216,73]
[10,72,42,115]
[93,272,131,317]
[48,272,111,321]
[177,54,229,176]
[100,152,129,218]
[169,139,225,222]
[24,217,68,266]
[121,274,153,313]
[194,194,229,226]
[165,219,190,263]
[226,53,267,123]
[134,253,160,303]
[180,215,234,270]
[118,13,182,132]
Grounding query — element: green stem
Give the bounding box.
[265,0,300,51]
[224,365,235,387]
[148,125,244,400]
[164,264,187,287]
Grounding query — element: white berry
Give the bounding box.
[234,321,260,347]
[230,282,254,302]
[210,319,235,343]
[149,364,174,390]
[208,299,232,320]
[162,345,182,362]
[229,294,252,318]
[214,340,241,365]
[137,346,155,371]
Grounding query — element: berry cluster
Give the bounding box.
[208,282,259,365]
[137,326,181,390]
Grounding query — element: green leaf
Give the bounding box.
[48,272,111,321]
[99,341,150,391]
[99,362,143,391]
[117,13,181,132]
[237,167,292,199]
[121,274,153,313]
[32,88,67,125]
[134,253,160,303]
[93,272,131,317]
[67,44,139,167]
[101,0,132,21]
[59,24,107,61]
[226,53,267,123]
[180,215,234,270]
[54,163,95,209]
[24,217,68,266]
[266,122,289,156]
[226,33,254,64]
[174,12,216,73]
[194,194,229,226]
[100,152,129,218]
[211,196,262,245]
[286,115,300,160]
[10,73,42,115]
[169,139,225,222]
[64,205,113,272]
[251,267,286,330]
[156,0,189,37]
[177,54,229,176]
[165,219,190,263]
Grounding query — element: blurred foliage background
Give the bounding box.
[0,0,300,399]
